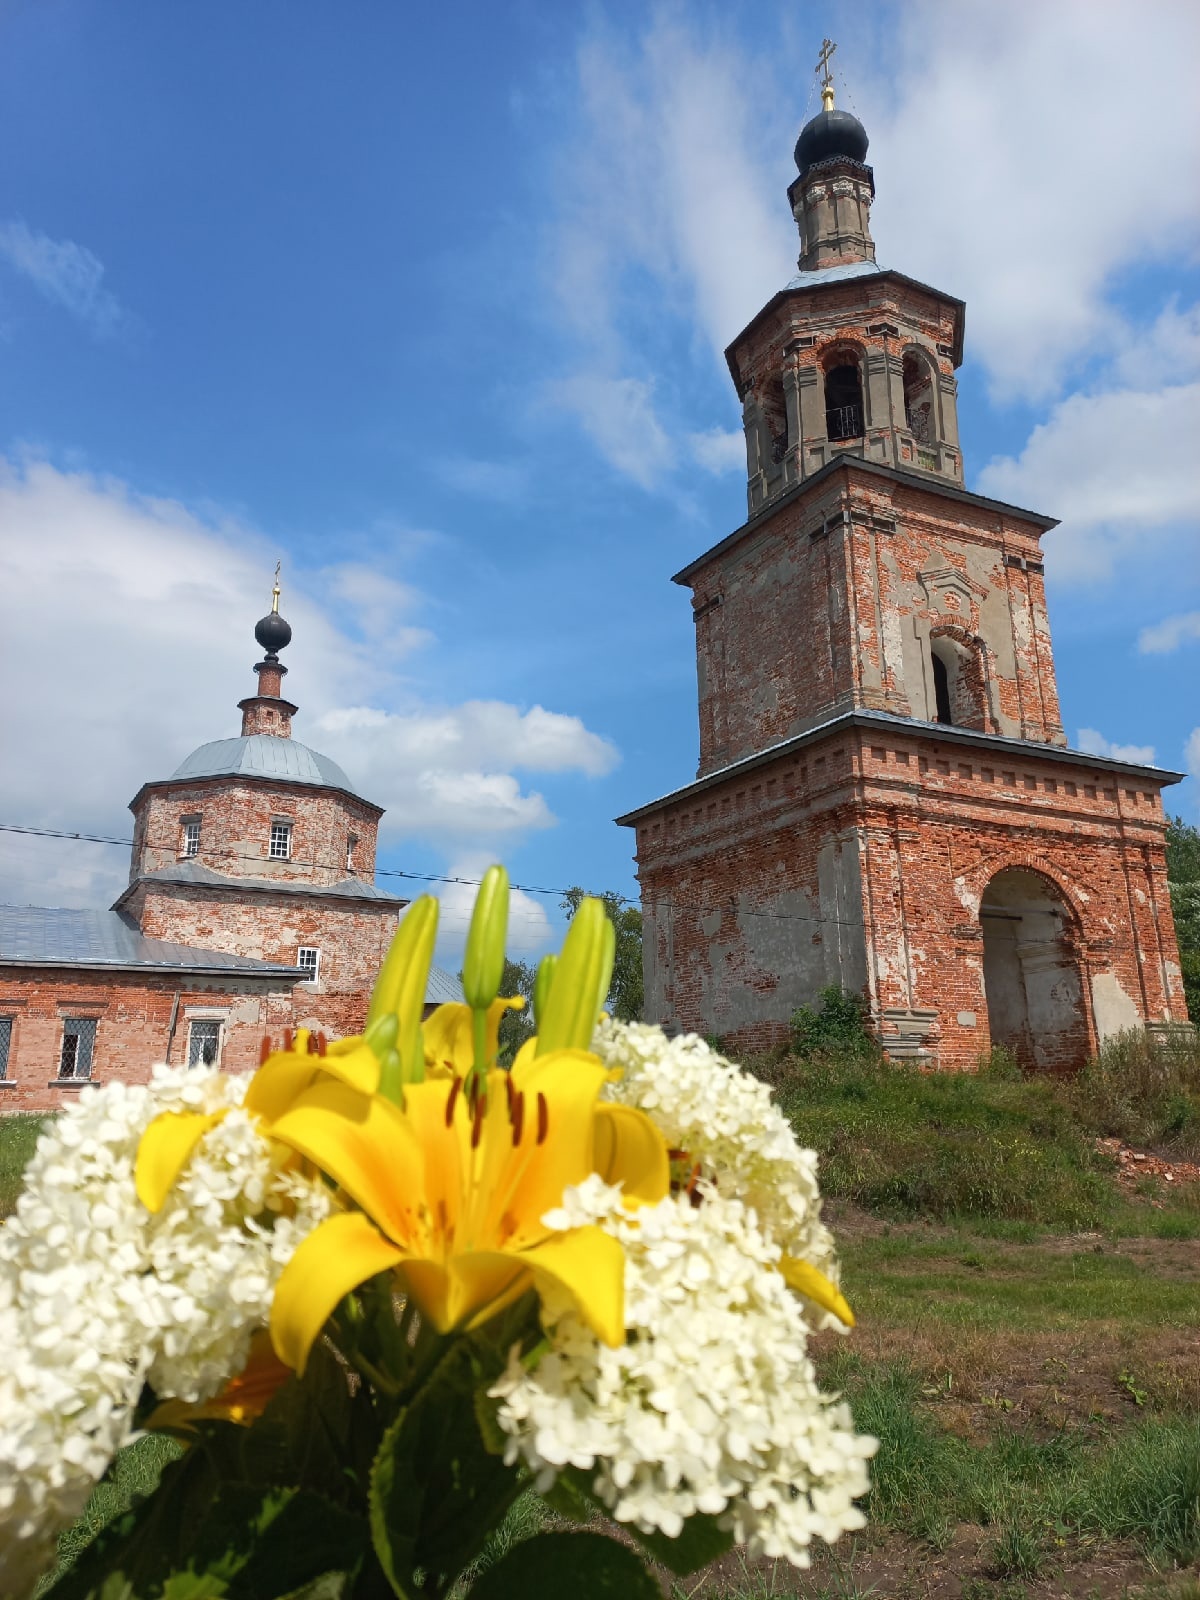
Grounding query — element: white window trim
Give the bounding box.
[269,819,294,860]
[297,947,321,983]
[186,1017,224,1068]
[180,817,202,859]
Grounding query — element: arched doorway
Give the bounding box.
[980,868,1089,1073]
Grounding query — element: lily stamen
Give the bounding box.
[258,1035,272,1066]
[511,1090,525,1146]
[536,1092,548,1145]
[470,1093,486,1150]
[445,1075,462,1127]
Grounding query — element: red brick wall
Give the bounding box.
[0,970,296,1114]
[690,461,1064,777]
[129,779,382,887]
[630,725,1187,1070]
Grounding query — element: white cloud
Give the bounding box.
[1139,611,1200,655]
[689,427,745,475]
[548,374,674,488]
[0,456,618,908]
[977,382,1200,582]
[320,564,433,658]
[1077,728,1156,766]
[429,858,555,963]
[1186,729,1200,797]
[868,1,1200,399]
[0,219,124,337]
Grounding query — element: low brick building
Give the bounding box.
[617,86,1190,1071]
[1,588,460,1111]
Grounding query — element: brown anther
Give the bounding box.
[283,1028,294,1052]
[511,1091,525,1146]
[258,1035,272,1065]
[445,1075,462,1127]
[504,1071,515,1114]
[470,1091,486,1150]
[316,1031,328,1056]
[536,1092,548,1145]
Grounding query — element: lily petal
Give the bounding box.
[779,1256,855,1327]
[270,1211,406,1372]
[268,1080,424,1247]
[245,1037,382,1124]
[423,997,524,1078]
[593,1103,670,1205]
[135,1109,228,1213]
[503,1051,613,1243]
[520,1226,625,1346]
[402,1252,527,1335]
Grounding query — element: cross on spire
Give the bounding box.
[816,37,837,110]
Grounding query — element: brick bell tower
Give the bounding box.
[617,49,1191,1071]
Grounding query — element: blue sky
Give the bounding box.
[1,0,1197,956]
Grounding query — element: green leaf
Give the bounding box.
[43,1458,367,1600]
[548,1467,734,1576]
[467,1532,661,1599]
[367,1338,523,1598]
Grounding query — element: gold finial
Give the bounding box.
[816,37,837,111]
[271,560,281,614]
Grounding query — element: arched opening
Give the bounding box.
[824,359,864,441]
[981,869,1089,1073]
[903,351,936,443]
[761,374,788,463]
[931,648,953,724]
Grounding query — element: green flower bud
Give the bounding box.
[462,865,509,1012]
[367,896,438,1097]
[536,897,611,1055]
[533,952,558,1029]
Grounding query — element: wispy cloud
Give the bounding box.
[689,427,744,475]
[1139,611,1200,655]
[1077,728,1156,766]
[0,219,124,336]
[548,374,675,489]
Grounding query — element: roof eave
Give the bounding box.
[127,773,384,818]
[0,956,307,981]
[113,874,407,914]
[670,456,1059,588]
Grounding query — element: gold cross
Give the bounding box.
[816,37,837,108]
[271,561,282,613]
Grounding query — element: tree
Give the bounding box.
[560,887,644,1023]
[496,957,537,1064]
[1165,815,1200,1023]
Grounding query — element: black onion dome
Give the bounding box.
[794,107,869,174]
[254,610,292,657]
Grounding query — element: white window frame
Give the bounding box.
[0,1015,13,1080]
[181,817,202,859]
[59,1017,98,1080]
[187,1018,223,1067]
[269,819,293,860]
[297,947,321,983]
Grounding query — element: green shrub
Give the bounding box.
[1070,1028,1200,1160]
[789,986,879,1059]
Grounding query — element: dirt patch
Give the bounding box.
[1095,1138,1200,1198]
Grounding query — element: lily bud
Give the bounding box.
[366,896,439,1097]
[462,866,509,1011]
[536,896,611,1055]
[533,952,558,1029]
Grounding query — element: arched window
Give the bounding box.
[824,360,863,441]
[762,374,788,463]
[903,352,935,443]
[931,648,953,724]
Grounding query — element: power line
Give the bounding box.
[0,820,866,931]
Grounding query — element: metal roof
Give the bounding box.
[783,260,885,289]
[426,965,465,1006]
[615,708,1183,826]
[0,905,305,979]
[168,735,360,797]
[122,860,405,904]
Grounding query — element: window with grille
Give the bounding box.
[0,1017,12,1079]
[59,1018,97,1080]
[181,818,201,858]
[187,1019,222,1067]
[346,834,358,873]
[297,947,320,982]
[269,820,293,860]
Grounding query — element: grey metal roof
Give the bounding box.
[784,260,885,289]
[123,861,405,904]
[426,965,465,1006]
[0,905,305,979]
[615,708,1183,826]
[168,735,360,797]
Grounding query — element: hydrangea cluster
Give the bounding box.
[594,1020,843,1314]
[491,1176,876,1566]
[0,1066,329,1598]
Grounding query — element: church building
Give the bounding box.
[0,584,460,1111]
[617,62,1190,1071]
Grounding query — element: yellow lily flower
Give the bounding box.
[145,1331,293,1434]
[136,1028,382,1214]
[267,1047,670,1373]
[422,997,525,1079]
[779,1256,856,1328]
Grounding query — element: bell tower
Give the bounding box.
[618,45,1190,1071]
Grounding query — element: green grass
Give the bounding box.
[0,1113,49,1217]
[831,1359,1200,1567]
[768,1028,1200,1233]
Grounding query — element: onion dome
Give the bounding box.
[794,107,869,175]
[254,609,292,658]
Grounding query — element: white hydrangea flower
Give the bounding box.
[0,1065,329,1598]
[593,1020,844,1321]
[491,1183,876,1567]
